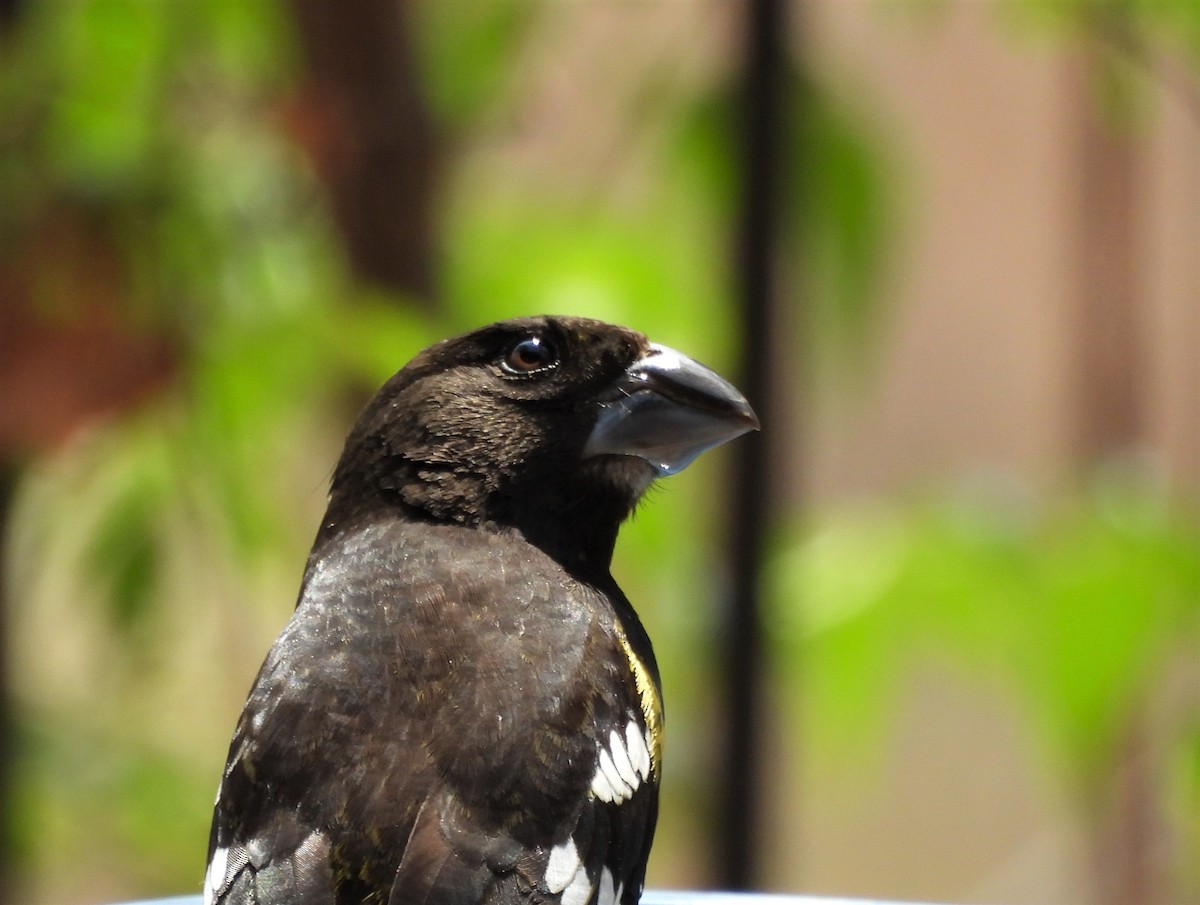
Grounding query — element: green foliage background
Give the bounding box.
[1,1,1197,903]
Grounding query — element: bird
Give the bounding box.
[203,315,758,905]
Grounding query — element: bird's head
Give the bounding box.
[322,316,758,575]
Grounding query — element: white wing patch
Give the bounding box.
[594,746,632,803]
[624,721,652,781]
[607,728,639,788]
[544,835,593,905]
[559,858,593,905]
[204,846,228,905]
[590,718,649,804]
[598,867,620,905]
[545,838,582,894]
[560,718,656,902]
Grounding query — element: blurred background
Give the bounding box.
[0,1,1197,904]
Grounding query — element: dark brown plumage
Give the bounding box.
[204,316,757,905]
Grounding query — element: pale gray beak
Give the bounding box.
[585,343,759,476]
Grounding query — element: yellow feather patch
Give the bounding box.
[615,629,663,778]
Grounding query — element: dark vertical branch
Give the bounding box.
[1071,15,1165,905]
[1070,43,1144,464]
[0,463,15,905]
[719,0,789,890]
[289,0,439,303]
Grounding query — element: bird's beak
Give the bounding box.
[585,343,760,476]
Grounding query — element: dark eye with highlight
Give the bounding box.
[501,335,559,375]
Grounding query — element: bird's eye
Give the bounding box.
[501,336,558,375]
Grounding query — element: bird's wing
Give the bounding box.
[385,677,661,905]
[203,671,342,905]
[204,618,435,905]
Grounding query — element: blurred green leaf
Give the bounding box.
[12,716,213,898]
[668,72,896,368]
[772,481,1200,796]
[799,84,897,363]
[43,2,171,191]
[415,0,531,125]
[443,201,734,363]
[86,475,162,633]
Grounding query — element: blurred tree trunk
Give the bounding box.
[1071,46,1145,466]
[1070,23,1165,905]
[288,0,439,304]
